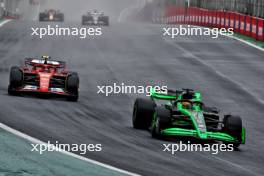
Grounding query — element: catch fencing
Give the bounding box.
[0,0,41,19]
[165,0,264,18]
[162,6,264,41]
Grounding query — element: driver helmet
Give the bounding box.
[182,101,192,109]
[42,56,50,64]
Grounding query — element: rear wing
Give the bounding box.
[25,58,66,68]
[150,88,180,100]
[150,88,202,102]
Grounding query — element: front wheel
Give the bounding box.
[223,115,243,148]
[104,17,109,26]
[151,106,171,139]
[82,16,86,25]
[39,14,44,21]
[8,85,19,95]
[67,92,79,102]
[8,66,23,95]
[66,72,79,102]
[132,98,156,130]
[58,14,64,22]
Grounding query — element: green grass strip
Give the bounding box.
[233,33,264,48]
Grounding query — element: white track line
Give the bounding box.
[0,123,141,176]
[211,156,259,176]
[187,24,264,52]
[164,38,264,105]
[204,25,264,52]
[0,17,140,176]
[224,34,264,52]
[0,19,12,27]
[163,29,264,104]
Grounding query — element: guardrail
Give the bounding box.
[189,0,264,19]
[0,0,40,20]
[163,0,264,19]
[158,6,264,42]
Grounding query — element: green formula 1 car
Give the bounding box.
[132,88,245,148]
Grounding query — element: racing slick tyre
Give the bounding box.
[132,98,156,130]
[223,115,242,148]
[59,14,64,22]
[82,16,86,25]
[103,17,109,26]
[8,85,18,95]
[87,16,93,22]
[66,72,79,102]
[8,66,23,95]
[151,106,171,139]
[39,14,44,21]
[83,16,93,25]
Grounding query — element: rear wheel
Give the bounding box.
[66,72,79,102]
[104,17,109,26]
[151,106,171,138]
[39,14,43,21]
[82,16,86,25]
[223,115,242,148]
[60,14,64,22]
[87,16,93,23]
[8,66,23,95]
[132,98,156,129]
[8,85,17,95]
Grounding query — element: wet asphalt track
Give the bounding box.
[0,9,264,176]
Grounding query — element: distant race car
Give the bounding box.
[82,10,109,26]
[39,9,64,22]
[8,56,79,101]
[132,88,245,148]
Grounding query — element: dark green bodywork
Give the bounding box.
[150,89,245,144]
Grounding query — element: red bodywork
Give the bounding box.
[17,59,71,96]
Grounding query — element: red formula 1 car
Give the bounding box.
[8,56,79,101]
[39,9,64,22]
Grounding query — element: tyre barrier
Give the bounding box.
[162,6,264,42]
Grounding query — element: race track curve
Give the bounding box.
[0,3,264,176]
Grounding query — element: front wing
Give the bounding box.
[82,17,107,25]
[40,15,63,21]
[12,85,71,97]
[161,127,246,144]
